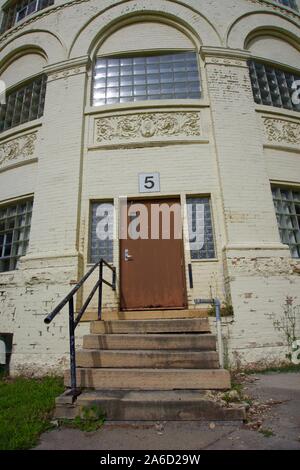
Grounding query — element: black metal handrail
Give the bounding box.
[44,258,116,401]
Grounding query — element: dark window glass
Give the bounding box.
[186,197,216,260]
[273,0,298,10]
[0,75,47,133]
[0,199,33,272]
[248,61,300,112]
[272,187,300,259]
[93,51,201,106]
[1,0,55,33]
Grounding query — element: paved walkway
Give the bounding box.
[35,372,300,450]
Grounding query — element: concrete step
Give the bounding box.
[83,333,217,351]
[90,318,210,335]
[65,368,231,390]
[55,390,245,421]
[80,309,209,322]
[76,350,219,369]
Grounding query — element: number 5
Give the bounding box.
[144,176,155,189]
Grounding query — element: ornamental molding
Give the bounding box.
[47,65,87,82]
[263,117,300,145]
[0,132,37,169]
[204,57,247,68]
[0,0,91,45]
[95,112,201,144]
[0,0,299,47]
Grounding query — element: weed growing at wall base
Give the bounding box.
[266,297,300,363]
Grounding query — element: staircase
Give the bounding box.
[55,313,245,421]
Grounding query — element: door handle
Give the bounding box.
[124,249,133,262]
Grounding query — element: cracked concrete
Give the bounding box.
[35,372,300,450]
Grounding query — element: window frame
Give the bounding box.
[88,200,115,265]
[248,59,300,113]
[272,185,300,259]
[92,50,202,107]
[0,197,33,273]
[0,73,47,134]
[1,0,54,33]
[185,195,217,262]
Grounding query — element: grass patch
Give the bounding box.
[259,428,275,438]
[59,405,106,432]
[0,376,64,450]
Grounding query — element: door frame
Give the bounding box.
[119,195,188,311]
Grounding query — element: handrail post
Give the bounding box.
[112,267,116,291]
[214,298,224,369]
[68,297,77,400]
[98,259,103,320]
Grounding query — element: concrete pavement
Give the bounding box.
[35,372,300,450]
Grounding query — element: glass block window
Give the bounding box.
[274,0,298,10]
[248,61,300,112]
[186,197,215,260]
[272,187,300,258]
[0,75,47,133]
[0,199,33,272]
[1,0,54,33]
[92,51,201,106]
[90,202,114,264]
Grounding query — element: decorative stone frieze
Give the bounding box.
[205,57,247,68]
[95,112,201,144]
[263,117,300,145]
[0,132,37,169]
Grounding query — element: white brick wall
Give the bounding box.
[0,0,299,374]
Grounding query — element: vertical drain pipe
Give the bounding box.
[214,298,224,368]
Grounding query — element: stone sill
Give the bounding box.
[255,105,300,121]
[191,258,219,264]
[85,100,210,117]
[0,119,42,143]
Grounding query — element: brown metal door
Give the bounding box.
[120,198,187,310]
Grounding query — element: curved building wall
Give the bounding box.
[0,0,299,374]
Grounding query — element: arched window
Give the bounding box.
[92,21,201,106]
[1,0,55,33]
[246,35,300,112]
[0,52,47,133]
[248,60,300,112]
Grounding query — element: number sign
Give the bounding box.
[139,173,160,193]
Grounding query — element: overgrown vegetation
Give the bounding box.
[267,297,300,361]
[59,404,106,432]
[259,428,275,438]
[208,301,234,318]
[0,376,64,450]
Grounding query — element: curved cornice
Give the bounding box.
[244,25,300,50]
[226,9,300,48]
[69,0,222,58]
[0,0,299,53]
[247,0,300,20]
[0,28,67,64]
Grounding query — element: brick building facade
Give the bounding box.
[0,0,299,375]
